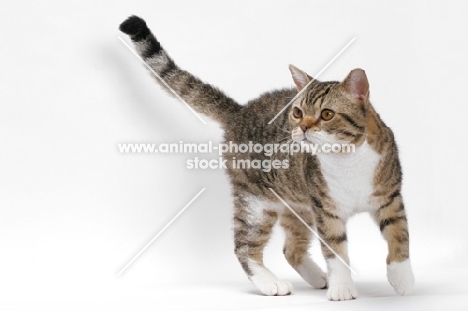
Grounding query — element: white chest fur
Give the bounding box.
[316,141,381,219]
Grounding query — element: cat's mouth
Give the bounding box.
[291,130,320,144]
[292,135,316,144]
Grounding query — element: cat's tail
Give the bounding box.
[119,15,242,126]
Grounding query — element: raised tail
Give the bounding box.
[119,15,242,126]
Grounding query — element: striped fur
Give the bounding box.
[120,16,414,300]
[120,16,242,126]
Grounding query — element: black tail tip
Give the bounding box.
[119,15,150,41]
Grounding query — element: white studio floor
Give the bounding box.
[2,270,467,311]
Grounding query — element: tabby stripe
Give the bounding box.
[315,96,323,109]
[339,113,364,131]
[310,84,332,109]
[247,241,262,248]
[234,215,248,226]
[142,35,162,58]
[311,195,323,209]
[315,186,327,198]
[305,89,313,105]
[396,234,409,243]
[235,228,249,236]
[388,178,402,191]
[309,86,323,107]
[315,211,339,228]
[158,59,177,79]
[316,214,324,226]
[322,209,339,219]
[338,130,356,138]
[328,233,347,243]
[374,181,402,198]
[317,228,348,243]
[351,133,364,145]
[234,240,244,248]
[317,226,325,236]
[359,102,366,114]
[301,97,307,109]
[316,227,346,243]
[379,189,401,210]
[318,84,334,108]
[379,216,406,231]
[256,227,270,235]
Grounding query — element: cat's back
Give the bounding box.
[224,88,297,143]
[244,88,297,116]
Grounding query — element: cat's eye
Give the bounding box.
[293,107,303,119]
[321,109,335,121]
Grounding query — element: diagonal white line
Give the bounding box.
[118,36,207,125]
[117,188,206,276]
[268,188,357,275]
[268,37,356,124]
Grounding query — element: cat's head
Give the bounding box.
[288,64,369,146]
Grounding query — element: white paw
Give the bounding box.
[296,261,328,289]
[327,282,358,301]
[248,261,293,296]
[387,259,415,296]
[326,257,357,300]
[308,271,328,289]
[255,279,294,296]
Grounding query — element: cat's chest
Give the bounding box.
[316,141,380,219]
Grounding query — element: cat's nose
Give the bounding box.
[300,124,320,132]
[300,116,315,132]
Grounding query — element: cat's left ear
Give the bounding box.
[289,64,316,91]
[341,69,369,104]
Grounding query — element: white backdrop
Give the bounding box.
[1,0,467,310]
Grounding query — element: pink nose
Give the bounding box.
[300,124,309,132]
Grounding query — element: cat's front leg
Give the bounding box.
[374,195,415,295]
[315,207,357,301]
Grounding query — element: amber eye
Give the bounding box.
[293,107,303,119]
[321,109,335,121]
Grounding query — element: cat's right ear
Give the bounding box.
[341,69,369,104]
[289,64,315,91]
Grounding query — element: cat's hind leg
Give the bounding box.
[233,196,293,296]
[280,209,327,289]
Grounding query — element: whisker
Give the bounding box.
[277,135,292,143]
[271,123,291,134]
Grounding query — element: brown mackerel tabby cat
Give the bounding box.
[119,16,415,301]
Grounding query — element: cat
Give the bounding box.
[119,15,415,301]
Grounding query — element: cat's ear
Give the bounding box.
[289,64,315,91]
[341,69,369,103]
